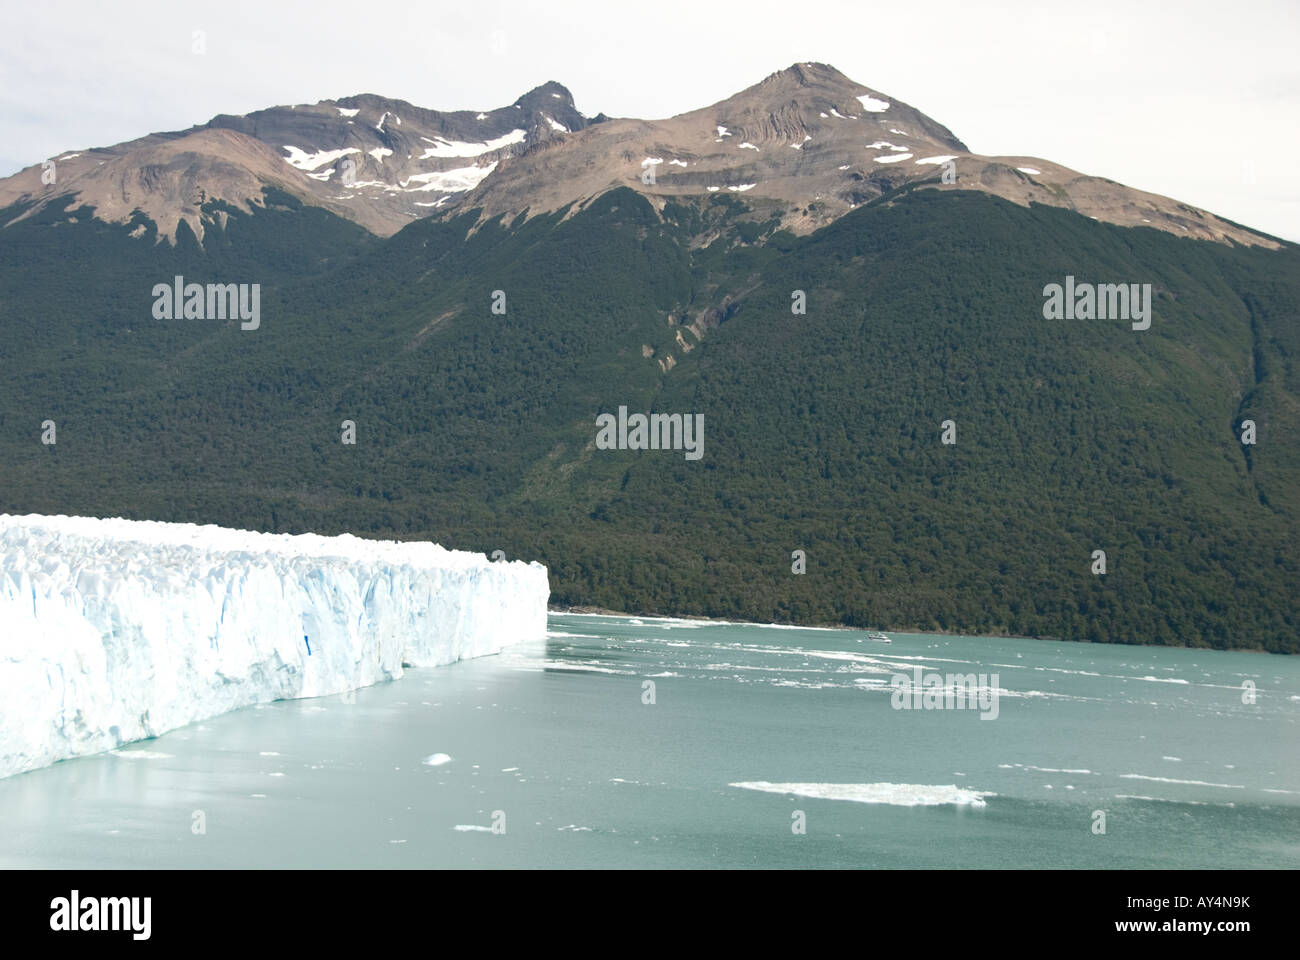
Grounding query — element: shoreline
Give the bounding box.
[545,605,1275,651]
[546,604,1044,641]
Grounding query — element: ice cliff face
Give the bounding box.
[0,514,549,778]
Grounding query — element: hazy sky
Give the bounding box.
[2,0,1296,240]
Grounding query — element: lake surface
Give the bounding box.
[2,614,1297,868]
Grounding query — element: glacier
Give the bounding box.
[0,514,549,779]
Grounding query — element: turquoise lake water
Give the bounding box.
[1,614,1297,868]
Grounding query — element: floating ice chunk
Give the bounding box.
[422,753,452,766]
[856,94,891,112]
[1024,765,1093,774]
[1120,774,1243,788]
[109,749,173,760]
[731,782,994,807]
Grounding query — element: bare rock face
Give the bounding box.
[0,63,1277,249]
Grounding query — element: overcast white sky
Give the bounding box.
[2,0,1296,240]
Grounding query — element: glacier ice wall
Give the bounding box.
[0,514,549,778]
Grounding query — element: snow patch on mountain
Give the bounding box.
[418,129,526,159]
[401,162,498,192]
[282,146,361,171]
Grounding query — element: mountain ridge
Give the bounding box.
[0,63,1277,248]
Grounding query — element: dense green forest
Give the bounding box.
[0,186,1296,651]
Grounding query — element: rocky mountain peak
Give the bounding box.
[0,64,1278,249]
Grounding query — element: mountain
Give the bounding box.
[0,65,1296,652]
[438,62,1272,247]
[0,82,594,239]
[0,63,1272,247]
